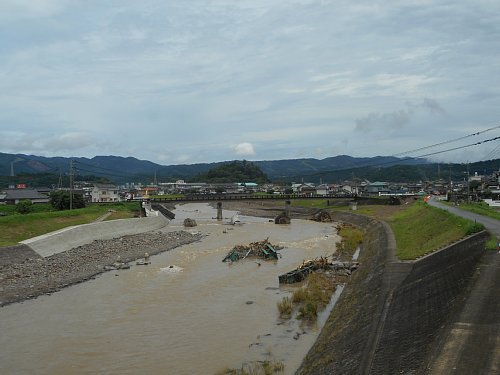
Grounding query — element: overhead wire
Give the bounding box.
[282,134,500,180]
[392,124,500,156]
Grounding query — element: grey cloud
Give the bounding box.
[355,109,414,132]
[421,98,446,114]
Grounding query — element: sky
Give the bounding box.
[1,0,499,165]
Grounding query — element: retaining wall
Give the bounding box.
[297,211,489,374]
[21,215,169,257]
[369,230,489,374]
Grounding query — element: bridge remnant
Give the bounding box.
[275,200,291,224]
[217,202,223,221]
[311,210,332,222]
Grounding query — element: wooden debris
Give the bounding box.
[278,256,359,284]
[222,238,283,262]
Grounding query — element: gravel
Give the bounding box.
[0,230,202,307]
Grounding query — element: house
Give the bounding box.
[0,189,50,205]
[315,184,332,196]
[366,181,390,195]
[138,187,159,198]
[91,184,121,202]
[292,183,316,195]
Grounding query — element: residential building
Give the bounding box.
[91,183,121,202]
[0,188,50,205]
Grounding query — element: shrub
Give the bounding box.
[16,199,33,214]
[277,297,293,317]
[50,191,86,210]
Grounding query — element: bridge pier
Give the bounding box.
[217,202,223,221]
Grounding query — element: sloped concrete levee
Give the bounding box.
[297,211,489,374]
[21,215,169,257]
[297,212,395,374]
[369,230,489,374]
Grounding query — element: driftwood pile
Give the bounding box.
[278,256,359,284]
[222,238,283,262]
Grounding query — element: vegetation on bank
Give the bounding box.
[217,358,285,375]
[388,200,485,260]
[278,273,336,321]
[485,235,498,251]
[336,224,364,257]
[0,202,140,247]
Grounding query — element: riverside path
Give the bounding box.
[426,197,499,374]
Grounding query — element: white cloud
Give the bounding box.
[233,143,256,157]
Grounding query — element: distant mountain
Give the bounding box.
[0,153,162,178]
[0,151,498,185]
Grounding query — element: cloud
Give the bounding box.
[44,132,95,152]
[355,98,446,133]
[0,131,96,154]
[233,142,256,157]
[0,1,498,164]
[355,109,414,132]
[421,98,446,114]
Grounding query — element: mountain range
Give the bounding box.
[0,152,498,184]
[0,152,425,181]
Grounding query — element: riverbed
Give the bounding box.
[0,203,340,375]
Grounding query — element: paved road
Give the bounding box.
[426,198,500,374]
[428,198,500,238]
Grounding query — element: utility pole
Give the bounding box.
[69,160,74,210]
[466,162,470,203]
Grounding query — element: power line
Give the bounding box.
[413,136,500,159]
[393,124,500,156]
[282,135,500,180]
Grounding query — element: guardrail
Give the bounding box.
[149,194,353,202]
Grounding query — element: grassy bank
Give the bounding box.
[388,200,484,260]
[0,202,140,247]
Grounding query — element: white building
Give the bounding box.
[91,183,121,202]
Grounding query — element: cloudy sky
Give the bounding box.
[1,0,499,165]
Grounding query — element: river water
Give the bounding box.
[0,203,340,375]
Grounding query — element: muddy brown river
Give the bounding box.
[0,204,341,374]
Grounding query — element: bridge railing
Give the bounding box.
[149,193,353,202]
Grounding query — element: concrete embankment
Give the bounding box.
[21,215,169,257]
[369,230,489,374]
[297,211,489,374]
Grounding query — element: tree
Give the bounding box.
[191,160,270,183]
[50,191,86,210]
[16,199,33,214]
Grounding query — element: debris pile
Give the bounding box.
[278,256,359,284]
[184,218,197,227]
[222,238,283,262]
[311,210,332,222]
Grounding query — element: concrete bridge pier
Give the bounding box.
[217,202,223,221]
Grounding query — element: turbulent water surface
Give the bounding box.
[0,203,340,375]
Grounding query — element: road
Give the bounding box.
[428,198,500,238]
[426,197,500,374]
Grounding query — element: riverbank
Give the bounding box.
[0,230,202,307]
[0,200,312,308]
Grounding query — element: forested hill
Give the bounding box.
[0,151,498,185]
[191,160,269,183]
